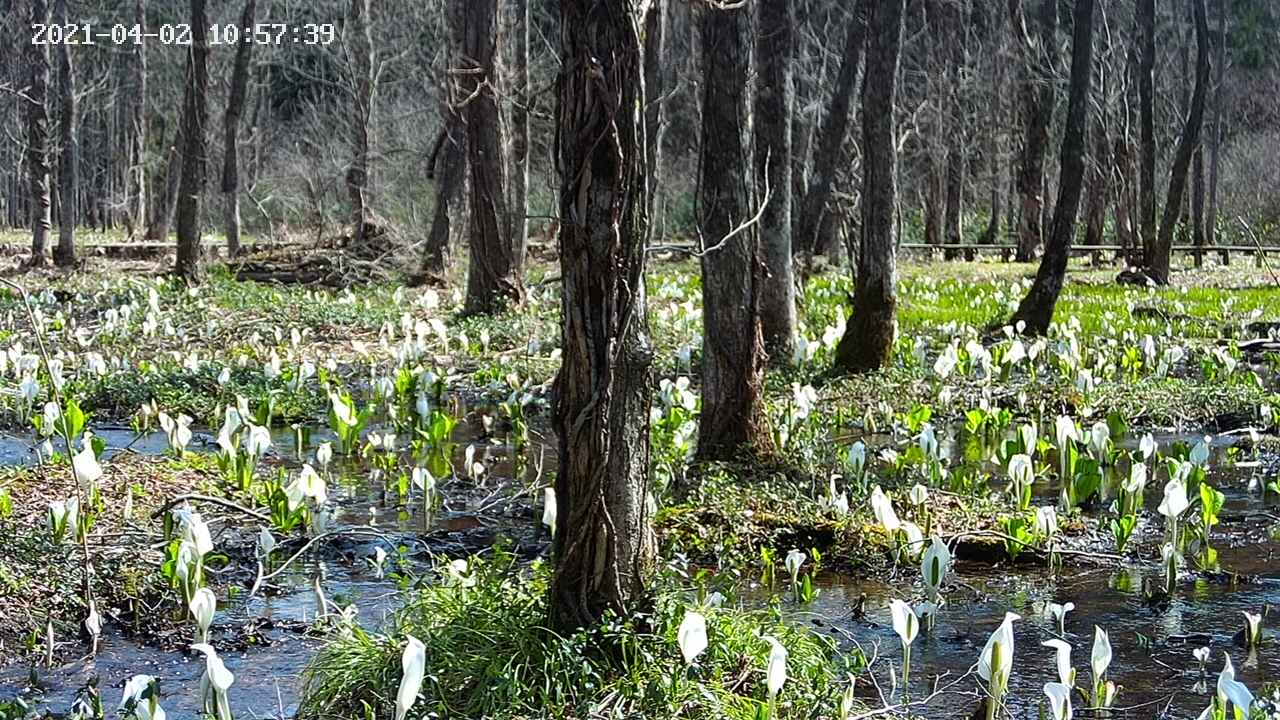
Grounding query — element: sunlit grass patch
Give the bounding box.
[299,549,861,720]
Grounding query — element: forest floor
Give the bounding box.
[0,254,1276,719]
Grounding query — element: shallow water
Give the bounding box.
[0,412,1276,718]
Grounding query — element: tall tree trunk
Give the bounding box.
[53,0,76,268]
[795,5,866,257]
[174,0,209,281]
[1146,0,1208,285]
[754,0,797,362]
[463,0,522,314]
[24,0,52,267]
[506,0,530,279]
[941,0,966,260]
[1012,0,1056,262]
[222,0,256,256]
[696,1,772,461]
[1190,145,1205,266]
[550,0,655,634]
[1205,0,1226,262]
[345,0,374,244]
[126,0,146,239]
[1083,78,1110,247]
[1137,0,1156,265]
[147,144,182,241]
[643,0,668,241]
[981,1,1007,247]
[1010,0,1095,334]
[419,0,467,280]
[833,0,906,374]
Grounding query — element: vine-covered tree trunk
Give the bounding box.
[1146,0,1208,285]
[1011,0,1095,334]
[696,1,772,461]
[53,0,76,268]
[174,0,209,281]
[1137,0,1156,265]
[754,0,797,362]
[345,0,374,245]
[834,0,906,374]
[1012,0,1056,262]
[463,0,522,314]
[222,0,256,257]
[419,0,467,281]
[550,0,656,634]
[795,4,866,257]
[24,0,52,267]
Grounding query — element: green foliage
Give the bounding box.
[299,550,860,720]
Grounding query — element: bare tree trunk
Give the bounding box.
[505,0,530,278]
[1137,0,1156,265]
[126,0,146,239]
[53,0,76,267]
[1206,0,1226,263]
[550,0,655,634]
[1146,0,1208,285]
[696,1,772,461]
[643,0,668,240]
[754,0,797,362]
[1083,81,1110,248]
[463,0,522,314]
[147,144,181,241]
[941,0,966,260]
[981,1,1007,247]
[1012,0,1056,262]
[1010,0,1095,334]
[419,0,467,280]
[24,0,52,267]
[345,0,374,244]
[174,0,209,281]
[795,5,866,257]
[834,0,906,374]
[1191,145,1205,267]
[222,0,256,256]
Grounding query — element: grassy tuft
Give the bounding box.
[299,547,862,720]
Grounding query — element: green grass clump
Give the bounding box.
[299,548,861,720]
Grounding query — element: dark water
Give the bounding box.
[0,415,1276,719]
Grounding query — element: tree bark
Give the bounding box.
[505,0,530,279]
[1011,0,1056,262]
[754,0,797,362]
[344,0,374,245]
[981,0,1008,247]
[1010,0,1095,335]
[419,0,467,280]
[126,0,146,239]
[24,0,52,267]
[1205,0,1226,262]
[222,0,256,257]
[1146,0,1209,285]
[53,0,76,268]
[463,0,522,314]
[1083,74,1110,248]
[696,1,772,461]
[1190,145,1205,266]
[550,0,655,634]
[1137,0,1156,265]
[833,0,906,374]
[795,5,866,258]
[174,0,209,281]
[643,0,668,241]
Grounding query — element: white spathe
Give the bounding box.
[395,635,427,720]
[677,610,708,665]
